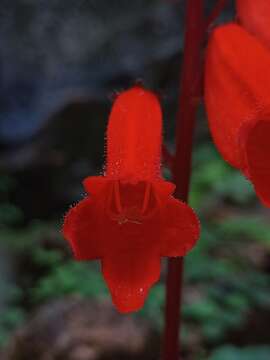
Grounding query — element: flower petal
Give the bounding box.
[205,23,270,170]
[106,86,162,182]
[152,179,175,201]
[83,176,108,196]
[244,119,270,207]
[102,250,161,313]
[237,0,270,48]
[161,198,200,257]
[63,197,103,260]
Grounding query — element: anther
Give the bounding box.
[114,180,123,214]
[141,183,151,214]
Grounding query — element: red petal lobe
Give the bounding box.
[106,86,162,182]
[205,23,270,170]
[83,176,108,196]
[245,119,270,207]
[102,251,161,313]
[237,0,270,48]
[161,198,200,257]
[63,197,103,260]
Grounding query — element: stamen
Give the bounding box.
[141,182,151,214]
[114,180,123,213]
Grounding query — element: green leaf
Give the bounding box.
[31,261,108,302]
[209,346,270,360]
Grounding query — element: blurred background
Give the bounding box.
[0,0,270,359]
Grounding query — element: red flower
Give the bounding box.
[205,23,270,206]
[63,86,200,313]
[237,0,270,48]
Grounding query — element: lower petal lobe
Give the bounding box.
[102,250,161,313]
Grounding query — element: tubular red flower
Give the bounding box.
[237,0,270,48]
[205,23,270,206]
[63,86,200,313]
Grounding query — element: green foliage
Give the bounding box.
[179,143,270,345]
[218,217,270,248]
[31,258,108,302]
[0,282,25,346]
[0,175,26,346]
[182,215,270,343]
[138,283,164,328]
[0,219,65,347]
[0,174,23,226]
[190,144,255,208]
[0,203,24,227]
[0,175,16,194]
[32,248,64,267]
[0,307,25,346]
[0,220,59,252]
[1,144,270,355]
[209,346,270,360]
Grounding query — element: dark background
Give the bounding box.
[0,1,270,359]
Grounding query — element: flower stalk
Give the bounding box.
[162,1,205,359]
[162,0,230,358]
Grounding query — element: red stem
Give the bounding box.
[162,1,205,360]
